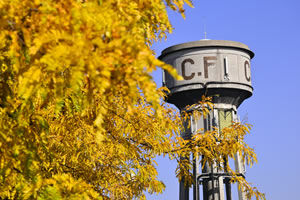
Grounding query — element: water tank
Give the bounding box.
[159,40,255,109]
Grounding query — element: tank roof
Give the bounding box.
[159,40,254,59]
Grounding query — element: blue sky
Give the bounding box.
[148,0,300,199]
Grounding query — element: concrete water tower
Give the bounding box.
[159,40,254,200]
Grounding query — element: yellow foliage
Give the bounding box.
[0,0,264,199]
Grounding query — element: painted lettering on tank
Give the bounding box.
[244,60,251,82]
[181,58,195,80]
[204,56,217,78]
[179,56,250,81]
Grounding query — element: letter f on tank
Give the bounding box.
[204,56,217,78]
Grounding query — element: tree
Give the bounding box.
[0,0,264,199]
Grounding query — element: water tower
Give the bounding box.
[159,40,254,200]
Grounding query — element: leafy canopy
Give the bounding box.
[0,0,264,199]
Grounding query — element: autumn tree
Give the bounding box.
[0,0,264,199]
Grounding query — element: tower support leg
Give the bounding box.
[202,162,220,200]
[225,178,232,200]
[180,179,189,200]
[234,153,247,200]
[193,154,200,200]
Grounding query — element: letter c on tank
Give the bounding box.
[181,58,195,80]
[244,60,251,82]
